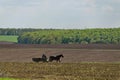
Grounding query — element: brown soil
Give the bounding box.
[0,41,16,44]
[0,43,120,49]
[0,43,120,62]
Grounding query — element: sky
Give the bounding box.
[0,0,120,29]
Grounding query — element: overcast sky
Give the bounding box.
[0,0,120,29]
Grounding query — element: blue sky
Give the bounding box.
[0,0,120,29]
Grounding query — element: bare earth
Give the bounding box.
[0,43,120,62]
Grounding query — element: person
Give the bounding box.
[42,54,47,62]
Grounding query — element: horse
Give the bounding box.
[32,57,48,62]
[49,54,64,62]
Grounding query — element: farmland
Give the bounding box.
[0,44,120,62]
[0,44,120,80]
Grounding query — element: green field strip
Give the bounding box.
[0,35,18,43]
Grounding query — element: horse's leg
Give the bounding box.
[59,59,61,63]
[58,58,61,63]
[56,60,58,62]
[56,59,60,63]
[49,57,52,62]
[49,59,53,62]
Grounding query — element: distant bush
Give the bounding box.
[18,28,120,44]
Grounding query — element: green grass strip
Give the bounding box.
[0,35,18,43]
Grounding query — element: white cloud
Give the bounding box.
[0,7,4,15]
[102,5,114,13]
[0,0,120,29]
[81,0,96,7]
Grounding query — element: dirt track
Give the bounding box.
[0,44,120,62]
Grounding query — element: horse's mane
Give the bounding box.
[56,54,64,57]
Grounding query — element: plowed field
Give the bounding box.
[0,43,120,62]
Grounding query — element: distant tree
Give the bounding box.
[17,28,120,44]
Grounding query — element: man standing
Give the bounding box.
[42,54,47,62]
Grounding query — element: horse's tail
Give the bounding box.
[49,56,54,62]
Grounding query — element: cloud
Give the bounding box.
[101,5,114,13]
[0,0,120,29]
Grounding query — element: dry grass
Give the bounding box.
[0,62,120,80]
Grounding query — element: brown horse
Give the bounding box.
[49,54,64,62]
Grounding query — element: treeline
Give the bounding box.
[0,28,41,35]
[18,28,120,44]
